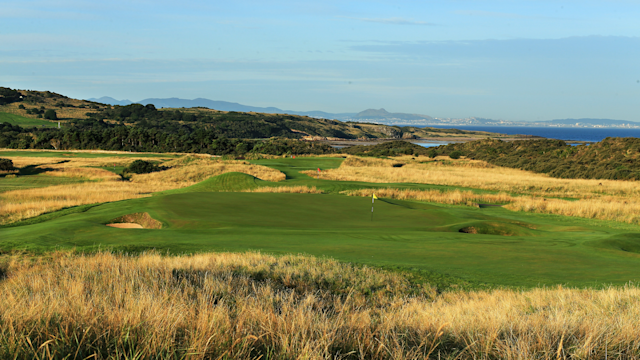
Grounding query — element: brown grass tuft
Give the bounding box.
[345,188,513,206]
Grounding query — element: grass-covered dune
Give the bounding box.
[436,137,640,180]
[1,251,640,359]
[4,164,640,288]
[4,152,640,358]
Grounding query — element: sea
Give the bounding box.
[410,125,640,148]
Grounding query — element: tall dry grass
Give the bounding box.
[0,251,639,359]
[310,156,640,225]
[316,156,640,199]
[505,196,640,224]
[244,185,324,194]
[345,188,514,206]
[0,157,284,224]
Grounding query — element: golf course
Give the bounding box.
[3,155,640,288]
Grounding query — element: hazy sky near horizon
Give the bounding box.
[1,0,639,121]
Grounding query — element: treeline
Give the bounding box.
[436,138,640,180]
[342,140,431,157]
[0,122,334,156]
[86,104,355,139]
[0,87,22,105]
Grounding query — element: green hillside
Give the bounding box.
[0,112,58,128]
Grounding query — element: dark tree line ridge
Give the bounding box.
[435,138,640,181]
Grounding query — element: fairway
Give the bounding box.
[3,156,640,288]
[3,170,640,287]
[0,112,58,127]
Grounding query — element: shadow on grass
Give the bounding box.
[17,160,70,176]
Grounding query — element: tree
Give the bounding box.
[449,150,462,160]
[44,109,58,120]
[0,87,21,105]
[428,149,438,158]
[0,158,14,171]
[126,160,159,174]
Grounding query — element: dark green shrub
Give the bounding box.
[44,109,58,120]
[428,149,437,158]
[126,160,159,174]
[18,104,25,109]
[0,158,14,171]
[449,151,462,159]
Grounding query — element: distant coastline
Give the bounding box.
[411,125,640,142]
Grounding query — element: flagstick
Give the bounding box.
[371,195,374,221]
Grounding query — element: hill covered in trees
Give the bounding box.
[436,138,640,180]
[0,87,500,141]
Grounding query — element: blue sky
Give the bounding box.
[1,0,639,121]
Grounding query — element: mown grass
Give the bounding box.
[4,152,640,288]
[0,112,58,127]
[1,251,640,359]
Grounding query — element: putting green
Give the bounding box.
[3,157,640,288]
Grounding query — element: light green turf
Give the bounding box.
[2,157,640,288]
[0,112,58,127]
[0,174,84,193]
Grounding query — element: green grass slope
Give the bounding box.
[0,112,58,127]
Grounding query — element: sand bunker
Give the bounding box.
[105,212,162,229]
[106,223,143,229]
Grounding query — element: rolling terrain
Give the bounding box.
[3,156,640,288]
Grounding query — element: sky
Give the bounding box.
[1,0,639,121]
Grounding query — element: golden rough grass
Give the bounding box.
[0,251,638,359]
[0,157,284,224]
[345,188,514,206]
[318,156,640,199]
[505,196,640,224]
[310,156,640,224]
[244,186,323,194]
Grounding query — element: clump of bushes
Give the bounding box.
[342,140,430,157]
[44,109,58,120]
[449,150,462,159]
[125,160,161,174]
[0,158,14,171]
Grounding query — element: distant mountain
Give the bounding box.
[87,97,438,122]
[87,96,132,106]
[137,98,286,113]
[86,96,359,120]
[86,96,638,128]
[351,108,434,121]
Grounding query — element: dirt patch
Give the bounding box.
[106,212,162,229]
[459,227,478,234]
[106,223,143,229]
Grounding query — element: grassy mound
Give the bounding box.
[587,233,640,254]
[458,221,537,237]
[162,172,262,194]
[106,212,162,229]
